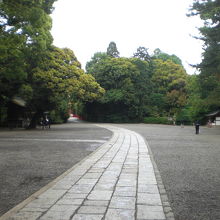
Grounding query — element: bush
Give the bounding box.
[49,110,69,124]
[143,117,172,124]
[176,108,193,125]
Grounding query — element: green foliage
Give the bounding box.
[133,46,151,62]
[152,48,182,65]
[143,117,172,124]
[85,42,190,123]
[26,46,104,127]
[0,0,57,126]
[152,59,188,117]
[49,99,69,124]
[106,41,120,58]
[189,0,220,113]
[176,108,193,125]
[86,52,109,74]
[85,56,145,122]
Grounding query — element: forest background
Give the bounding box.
[0,0,219,127]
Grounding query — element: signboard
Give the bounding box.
[216,117,220,125]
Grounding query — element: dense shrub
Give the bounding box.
[49,110,69,124]
[143,117,172,124]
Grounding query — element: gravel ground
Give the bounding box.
[1,121,219,220]
[118,124,220,220]
[0,121,112,216]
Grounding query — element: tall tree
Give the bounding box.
[189,0,220,111]
[152,48,182,65]
[106,41,120,58]
[85,57,141,122]
[0,0,56,115]
[133,46,151,62]
[152,59,188,117]
[129,58,153,119]
[86,52,109,74]
[28,46,104,128]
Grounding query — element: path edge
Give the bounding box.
[143,136,176,220]
[0,125,115,220]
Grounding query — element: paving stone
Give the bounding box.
[61,175,82,181]
[102,170,120,177]
[56,198,84,205]
[78,206,106,214]
[70,169,88,176]
[164,206,172,213]
[121,168,137,174]
[161,194,169,201]
[115,186,136,192]
[76,178,98,185]
[40,204,78,220]
[83,173,102,179]
[37,189,66,199]
[138,177,157,184]
[107,163,123,169]
[51,181,73,190]
[88,190,113,200]
[137,193,162,206]
[119,174,137,180]
[109,196,136,209]
[24,197,57,209]
[105,208,135,220]
[114,190,136,197]
[138,184,159,194]
[20,207,48,212]
[64,193,88,199]
[7,211,42,220]
[117,179,137,187]
[137,205,166,220]
[83,200,109,207]
[94,182,115,191]
[93,161,110,168]
[98,177,118,184]
[5,126,168,220]
[123,165,138,169]
[124,161,138,166]
[68,184,93,194]
[88,168,105,173]
[71,214,103,220]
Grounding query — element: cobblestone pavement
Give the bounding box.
[117,124,220,220]
[0,122,112,216]
[0,125,172,220]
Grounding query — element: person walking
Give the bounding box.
[195,120,200,134]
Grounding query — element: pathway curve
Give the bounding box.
[1,125,172,220]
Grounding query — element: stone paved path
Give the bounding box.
[0,125,168,220]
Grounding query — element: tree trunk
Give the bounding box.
[27,111,42,129]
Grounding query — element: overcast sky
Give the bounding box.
[51,0,203,74]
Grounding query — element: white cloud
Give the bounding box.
[51,0,203,74]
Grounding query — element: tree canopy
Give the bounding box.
[2,0,217,126]
[85,42,187,122]
[189,0,220,112]
[0,0,56,104]
[0,0,104,127]
[106,41,120,58]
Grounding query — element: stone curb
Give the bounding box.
[0,124,174,220]
[144,139,175,220]
[0,129,117,220]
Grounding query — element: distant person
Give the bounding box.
[207,120,212,128]
[195,120,200,134]
[181,122,184,128]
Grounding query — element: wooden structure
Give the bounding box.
[206,110,220,126]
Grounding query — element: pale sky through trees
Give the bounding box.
[51,0,203,75]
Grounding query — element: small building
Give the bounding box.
[206,110,220,126]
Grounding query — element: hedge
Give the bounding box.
[143,117,172,124]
